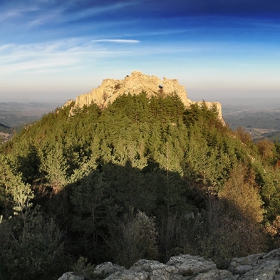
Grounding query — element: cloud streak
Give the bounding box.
[92,39,140,43]
[0,37,142,75]
[0,6,40,22]
[0,1,140,29]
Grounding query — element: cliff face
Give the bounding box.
[68,71,223,120]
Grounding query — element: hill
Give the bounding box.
[0,88,280,279]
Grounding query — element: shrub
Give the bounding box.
[109,210,158,268]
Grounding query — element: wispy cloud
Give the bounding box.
[0,37,139,75]
[228,62,261,67]
[0,6,40,22]
[26,8,63,27]
[92,39,140,43]
[68,1,137,19]
[22,1,138,28]
[0,0,140,34]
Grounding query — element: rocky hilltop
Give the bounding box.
[68,71,223,120]
[59,248,280,280]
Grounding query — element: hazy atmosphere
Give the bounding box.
[1,0,280,102]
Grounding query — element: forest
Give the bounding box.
[1,92,280,279]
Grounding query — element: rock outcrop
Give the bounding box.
[58,248,280,280]
[67,71,223,120]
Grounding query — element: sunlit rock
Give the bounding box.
[66,71,223,121]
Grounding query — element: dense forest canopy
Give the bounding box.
[1,92,280,279]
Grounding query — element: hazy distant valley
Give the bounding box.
[0,101,62,142]
[1,98,280,142]
[221,98,280,140]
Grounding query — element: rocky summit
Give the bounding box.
[67,71,223,120]
[58,248,280,280]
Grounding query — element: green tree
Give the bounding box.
[256,138,275,163]
[219,164,264,223]
[0,208,68,280]
[0,154,68,279]
[39,143,69,194]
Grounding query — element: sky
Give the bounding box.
[1,0,280,102]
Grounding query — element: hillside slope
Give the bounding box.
[0,92,280,279]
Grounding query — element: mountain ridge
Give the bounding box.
[65,71,223,120]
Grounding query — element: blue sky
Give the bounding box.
[1,0,280,102]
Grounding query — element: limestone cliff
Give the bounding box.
[67,71,223,120]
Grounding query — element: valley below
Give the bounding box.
[219,98,280,140]
[0,101,62,142]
